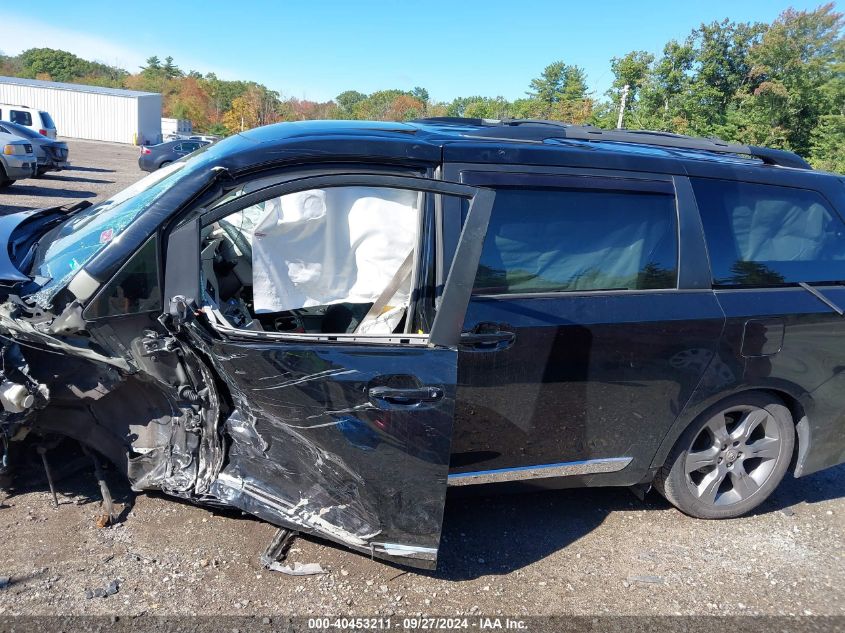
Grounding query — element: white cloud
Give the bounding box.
[0,15,147,71]
[0,14,241,80]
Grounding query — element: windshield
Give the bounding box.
[6,123,39,139]
[28,135,229,306]
[32,162,188,301]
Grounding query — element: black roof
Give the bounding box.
[190,119,827,182]
[410,118,812,169]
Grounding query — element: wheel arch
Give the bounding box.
[648,385,810,481]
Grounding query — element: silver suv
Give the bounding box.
[0,130,36,187]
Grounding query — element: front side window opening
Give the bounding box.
[202,186,422,336]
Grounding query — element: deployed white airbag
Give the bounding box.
[250,187,419,314]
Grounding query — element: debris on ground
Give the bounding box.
[259,527,326,576]
[627,575,665,585]
[84,579,120,599]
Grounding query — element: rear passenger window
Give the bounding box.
[39,111,55,129]
[692,179,845,286]
[10,110,31,126]
[472,187,678,295]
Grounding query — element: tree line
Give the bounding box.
[0,4,842,170]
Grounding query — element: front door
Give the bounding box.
[444,168,726,485]
[165,172,493,568]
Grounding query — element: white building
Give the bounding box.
[161,117,192,139]
[0,76,162,144]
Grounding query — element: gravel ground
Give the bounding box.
[0,445,842,618]
[0,139,842,620]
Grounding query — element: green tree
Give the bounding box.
[162,56,183,79]
[336,90,367,113]
[447,95,513,119]
[810,114,845,172]
[142,56,161,71]
[410,86,430,104]
[602,51,655,128]
[18,48,93,82]
[526,61,588,118]
[737,4,844,155]
[639,39,696,131]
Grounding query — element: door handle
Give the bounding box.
[368,386,444,406]
[459,330,515,351]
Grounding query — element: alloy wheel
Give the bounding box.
[684,405,782,507]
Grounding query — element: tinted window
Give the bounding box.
[473,187,678,294]
[181,142,200,152]
[39,111,55,128]
[692,178,845,286]
[10,110,32,126]
[85,235,161,319]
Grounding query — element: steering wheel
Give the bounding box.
[219,219,253,261]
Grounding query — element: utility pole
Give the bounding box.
[617,84,630,129]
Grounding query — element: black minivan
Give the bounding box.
[1,119,844,569]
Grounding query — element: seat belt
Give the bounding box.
[355,249,415,332]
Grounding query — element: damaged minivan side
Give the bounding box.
[3,119,845,570]
[0,124,495,568]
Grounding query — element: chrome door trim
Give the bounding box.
[447,457,633,486]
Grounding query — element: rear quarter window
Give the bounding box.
[691,178,845,286]
[10,110,32,126]
[39,111,55,129]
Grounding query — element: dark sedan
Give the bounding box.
[138,139,209,172]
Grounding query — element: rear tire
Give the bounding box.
[158,160,171,170]
[654,392,794,519]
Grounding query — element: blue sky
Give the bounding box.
[2,1,833,103]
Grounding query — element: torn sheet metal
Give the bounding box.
[181,311,457,568]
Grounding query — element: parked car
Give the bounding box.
[189,134,220,143]
[0,120,69,175]
[1,119,844,569]
[138,139,209,171]
[164,133,220,143]
[0,104,57,139]
[0,129,36,187]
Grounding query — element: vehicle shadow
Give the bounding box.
[0,203,38,214]
[42,174,114,185]
[430,462,845,580]
[0,184,96,199]
[751,462,845,515]
[430,486,656,581]
[1,440,135,519]
[65,165,115,174]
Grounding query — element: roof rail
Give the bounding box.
[412,118,812,170]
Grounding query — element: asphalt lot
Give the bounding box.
[0,139,141,213]
[0,139,842,619]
